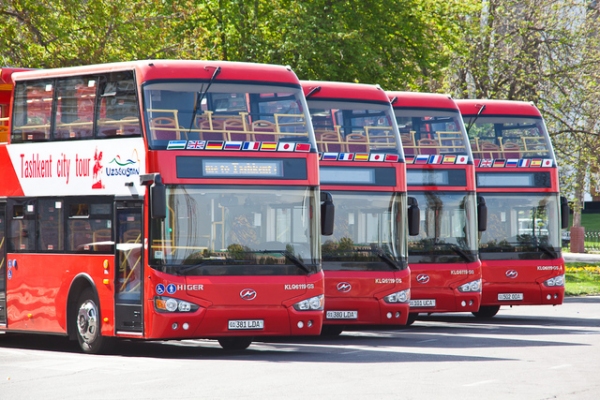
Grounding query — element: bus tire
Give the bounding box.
[218,337,253,351]
[320,325,344,336]
[472,305,500,318]
[75,288,110,354]
[405,313,419,326]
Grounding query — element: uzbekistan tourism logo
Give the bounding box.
[105,149,141,179]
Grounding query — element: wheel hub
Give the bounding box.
[77,300,99,343]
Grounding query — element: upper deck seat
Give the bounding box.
[418,138,438,155]
[252,120,276,142]
[150,117,179,141]
[346,133,369,153]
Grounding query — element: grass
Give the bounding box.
[565,262,600,296]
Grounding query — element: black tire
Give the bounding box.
[75,288,110,354]
[218,337,253,350]
[472,305,501,318]
[320,325,344,336]
[405,313,419,326]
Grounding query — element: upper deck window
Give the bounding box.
[306,100,399,155]
[464,116,553,160]
[11,70,141,143]
[393,109,471,158]
[142,82,312,150]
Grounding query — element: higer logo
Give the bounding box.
[337,282,352,293]
[416,274,430,284]
[240,289,257,301]
[506,270,518,279]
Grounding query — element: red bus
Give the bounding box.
[457,99,568,317]
[0,60,331,353]
[1,68,30,143]
[388,92,483,324]
[302,81,417,335]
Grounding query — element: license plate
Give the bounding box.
[409,299,436,307]
[326,311,358,320]
[498,293,524,301]
[228,319,264,330]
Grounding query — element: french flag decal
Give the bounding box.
[338,153,354,161]
[242,141,260,151]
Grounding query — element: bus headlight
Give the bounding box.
[457,279,481,293]
[293,295,324,311]
[384,289,410,303]
[154,296,200,313]
[544,275,565,287]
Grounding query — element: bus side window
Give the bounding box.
[68,220,93,251]
[38,200,64,251]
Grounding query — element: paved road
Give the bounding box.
[0,296,599,400]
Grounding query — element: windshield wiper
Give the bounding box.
[536,243,558,258]
[176,259,224,276]
[376,250,401,270]
[433,242,473,262]
[258,250,311,274]
[465,104,486,135]
[188,66,222,134]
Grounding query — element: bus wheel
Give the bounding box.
[405,313,419,326]
[472,305,500,319]
[218,337,253,351]
[75,288,108,354]
[320,325,344,336]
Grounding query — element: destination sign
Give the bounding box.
[176,157,307,180]
[407,169,467,186]
[477,172,551,188]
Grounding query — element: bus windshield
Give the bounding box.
[479,193,561,258]
[408,192,478,263]
[308,101,401,153]
[150,186,320,276]
[394,109,471,156]
[321,191,407,271]
[466,116,554,160]
[143,82,311,149]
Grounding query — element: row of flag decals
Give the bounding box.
[167,140,312,152]
[474,158,553,168]
[320,152,400,162]
[405,155,468,164]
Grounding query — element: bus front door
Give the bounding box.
[0,203,6,325]
[114,202,143,334]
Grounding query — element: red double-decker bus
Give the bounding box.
[0,60,331,353]
[388,92,483,324]
[302,81,417,335]
[457,99,568,318]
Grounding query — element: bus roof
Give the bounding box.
[386,91,457,111]
[11,60,301,86]
[300,80,389,103]
[456,99,541,118]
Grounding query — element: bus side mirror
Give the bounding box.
[321,191,335,236]
[141,173,166,220]
[561,196,569,229]
[407,196,420,236]
[477,195,487,232]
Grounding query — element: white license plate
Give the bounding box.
[228,319,264,330]
[326,311,358,320]
[409,299,436,307]
[498,293,524,301]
